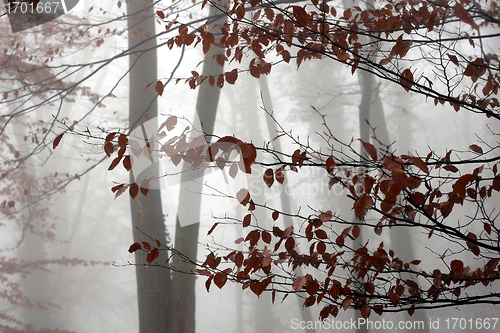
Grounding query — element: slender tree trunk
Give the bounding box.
[170,3,226,332]
[127,1,171,332]
[352,67,372,333]
[260,75,317,333]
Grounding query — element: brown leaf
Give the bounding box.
[108,156,122,170]
[360,140,377,162]
[354,194,374,220]
[454,3,478,29]
[243,214,251,227]
[275,167,285,184]
[118,134,128,150]
[140,178,150,196]
[388,289,399,306]
[53,133,64,149]
[292,6,308,26]
[104,142,114,157]
[469,144,483,154]
[292,276,307,291]
[155,81,164,96]
[263,168,274,188]
[400,68,414,91]
[194,269,212,276]
[236,188,250,206]
[146,248,160,264]
[225,69,238,84]
[128,242,141,253]
[129,183,139,199]
[352,225,360,240]
[207,222,219,236]
[409,156,429,174]
[325,156,336,174]
[342,296,353,311]
[123,155,133,171]
[214,272,227,289]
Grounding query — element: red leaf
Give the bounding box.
[123,155,133,171]
[360,306,371,319]
[108,156,122,170]
[409,156,429,174]
[140,178,150,196]
[263,168,274,188]
[118,134,128,149]
[128,242,142,253]
[342,296,353,311]
[450,259,464,275]
[225,69,238,84]
[448,54,459,66]
[292,276,307,291]
[439,201,453,218]
[484,223,492,235]
[207,222,219,235]
[205,275,213,292]
[325,156,336,173]
[443,165,459,173]
[319,210,332,222]
[142,242,151,250]
[305,280,320,296]
[194,269,212,276]
[400,68,414,92]
[53,133,64,149]
[292,6,308,26]
[315,229,328,239]
[129,183,139,199]
[317,241,326,254]
[262,231,272,244]
[214,272,227,289]
[452,174,475,198]
[155,81,164,96]
[272,211,279,221]
[146,248,160,264]
[354,194,374,220]
[236,188,250,206]
[388,289,399,306]
[469,144,483,154]
[360,140,377,162]
[275,167,285,184]
[156,10,165,19]
[104,142,114,157]
[408,305,415,317]
[454,3,478,29]
[112,184,128,199]
[234,252,244,267]
[352,225,360,240]
[243,214,251,227]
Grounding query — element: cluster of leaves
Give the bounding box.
[187,141,500,319]
[96,115,257,199]
[156,0,500,118]
[102,112,500,318]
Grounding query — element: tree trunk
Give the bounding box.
[127,1,171,332]
[260,75,317,333]
[170,3,225,332]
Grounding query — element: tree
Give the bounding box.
[117,0,500,323]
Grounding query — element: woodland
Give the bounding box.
[0,0,499,332]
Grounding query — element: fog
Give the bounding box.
[0,0,498,332]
